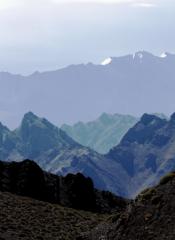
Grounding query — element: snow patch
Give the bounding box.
[101,57,112,66]
[160,52,167,58]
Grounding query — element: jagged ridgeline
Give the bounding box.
[0,112,127,197]
[1,160,175,240]
[1,112,175,199]
[0,159,128,213]
[61,113,138,154]
[0,160,128,240]
[1,51,175,130]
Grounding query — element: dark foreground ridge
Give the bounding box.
[1,160,175,239]
[0,159,127,214]
[80,172,175,240]
[0,191,105,240]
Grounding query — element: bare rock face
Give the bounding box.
[106,113,175,197]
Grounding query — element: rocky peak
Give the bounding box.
[170,112,175,123]
[122,114,166,143]
[140,113,163,126]
[19,112,57,139]
[23,111,38,120]
[16,112,78,158]
[0,122,9,133]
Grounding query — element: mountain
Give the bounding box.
[1,51,175,129]
[80,173,175,240]
[1,166,175,240]
[0,159,128,213]
[61,113,138,154]
[106,113,175,197]
[0,111,81,162]
[2,111,175,199]
[0,160,128,240]
[0,112,127,197]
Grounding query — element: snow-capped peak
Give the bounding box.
[101,57,112,66]
[160,52,167,58]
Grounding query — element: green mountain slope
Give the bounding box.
[61,113,138,154]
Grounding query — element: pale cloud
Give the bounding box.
[52,0,155,5]
[0,0,157,9]
[0,0,17,9]
[52,0,132,3]
[132,2,156,7]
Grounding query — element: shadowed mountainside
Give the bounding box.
[0,191,106,240]
[106,113,175,196]
[0,159,128,213]
[1,171,175,240]
[80,173,175,240]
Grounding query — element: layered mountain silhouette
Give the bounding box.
[1,51,175,129]
[1,111,175,199]
[61,113,138,154]
[0,112,127,196]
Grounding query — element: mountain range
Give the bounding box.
[1,111,175,199]
[0,112,127,196]
[1,51,175,129]
[61,113,138,154]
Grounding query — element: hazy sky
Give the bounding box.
[0,0,174,74]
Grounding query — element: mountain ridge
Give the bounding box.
[0,159,128,213]
[0,112,128,197]
[61,113,138,154]
[0,50,174,129]
[1,111,175,198]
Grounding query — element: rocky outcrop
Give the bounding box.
[0,159,128,213]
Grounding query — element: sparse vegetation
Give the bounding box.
[137,187,156,201]
[0,191,108,240]
[159,172,175,185]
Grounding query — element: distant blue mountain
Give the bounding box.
[61,113,138,154]
[0,51,174,129]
